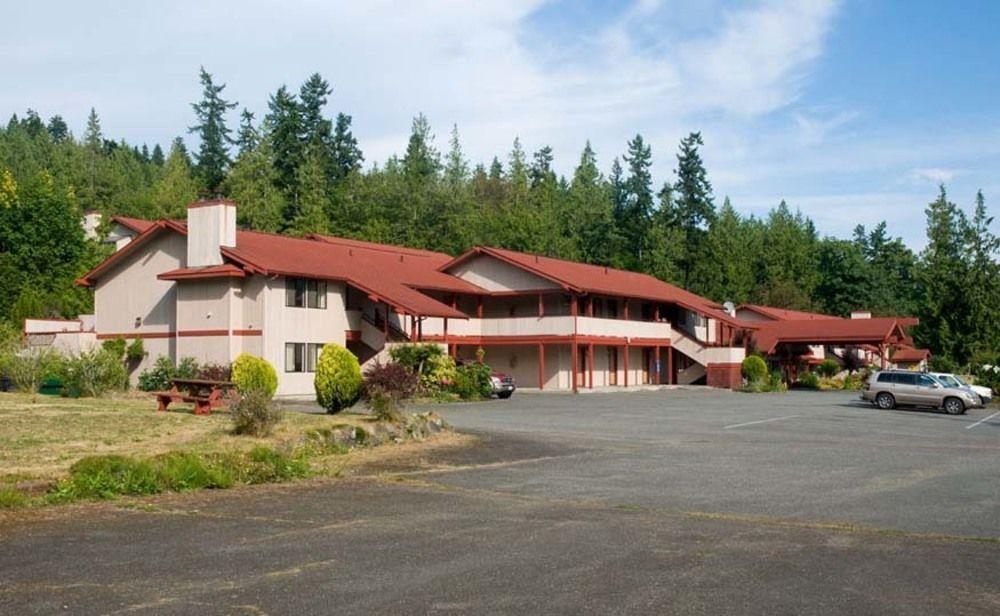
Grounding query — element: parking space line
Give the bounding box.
[723,415,801,430]
[966,411,1000,430]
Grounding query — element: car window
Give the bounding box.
[896,373,918,386]
[938,375,959,387]
[917,375,937,387]
[876,373,894,383]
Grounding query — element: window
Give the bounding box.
[285,343,325,373]
[877,373,894,383]
[896,373,918,386]
[918,375,938,388]
[285,278,327,309]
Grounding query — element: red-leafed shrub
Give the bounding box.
[363,362,418,422]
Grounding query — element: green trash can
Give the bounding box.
[39,379,63,396]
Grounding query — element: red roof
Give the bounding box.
[157,264,247,281]
[442,246,747,326]
[111,216,158,234]
[752,317,912,354]
[737,304,842,321]
[891,346,931,362]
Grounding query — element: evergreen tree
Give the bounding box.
[915,186,970,362]
[444,124,469,188]
[963,190,1000,355]
[331,113,363,180]
[235,108,260,154]
[224,131,284,232]
[188,67,237,193]
[694,197,757,302]
[287,145,330,235]
[149,138,199,218]
[150,144,165,166]
[569,142,618,265]
[265,85,304,199]
[402,113,440,183]
[669,132,715,289]
[815,238,870,316]
[617,135,654,267]
[46,115,69,142]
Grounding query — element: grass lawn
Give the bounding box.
[0,392,400,484]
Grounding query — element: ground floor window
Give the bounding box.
[285,342,325,372]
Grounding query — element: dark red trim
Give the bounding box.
[345,329,362,342]
[233,329,262,336]
[422,334,672,346]
[177,329,229,337]
[96,332,173,340]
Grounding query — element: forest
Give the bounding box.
[0,69,997,369]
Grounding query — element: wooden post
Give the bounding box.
[623,300,629,321]
[623,344,629,387]
[382,303,390,338]
[451,293,458,309]
[667,347,674,384]
[477,296,483,318]
[588,343,594,389]
[654,304,660,321]
[571,340,579,393]
[538,343,545,390]
[587,297,594,317]
[654,346,660,385]
[443,317,448,346]
[879,343,887,369]
[570,295,578,317]
[417,318,423,341]
[538,293,544,317]
[410,315,416,340]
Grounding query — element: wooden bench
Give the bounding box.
[153,378,235,415]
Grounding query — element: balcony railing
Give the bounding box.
[421,315,671,340]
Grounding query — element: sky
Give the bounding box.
[3,0,999,248]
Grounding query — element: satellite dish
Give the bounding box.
[723,301,736,316]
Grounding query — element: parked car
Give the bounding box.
[862,370,981,414]
[491,372,516,399]
[928,372,993,406]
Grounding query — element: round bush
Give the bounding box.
[231,354,278,397]
[741,355,768,382]
[314,344,362,414]
[817,358,839,378]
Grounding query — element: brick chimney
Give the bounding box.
[187,199,236,267]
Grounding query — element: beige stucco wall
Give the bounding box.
[261,277,350,397]
[175,279,235,366]
[449,254,560,292]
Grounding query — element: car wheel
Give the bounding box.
[875,392,895,410]
[497,391,513,399]
[943,397,965,415]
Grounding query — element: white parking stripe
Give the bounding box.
[723,415,801,430]
[965,411,1000,430]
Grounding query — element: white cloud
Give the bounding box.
[907,167,965,184]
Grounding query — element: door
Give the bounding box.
[641,348,651,384]
[892,372,919,404]
[577,348,587,388]
[913,374,942,406]
[607,348,618,386]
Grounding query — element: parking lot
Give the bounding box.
[1,390,998,614]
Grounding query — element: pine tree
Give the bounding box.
[331,113,363,180]
[569,142,618,265]
[694,197,757,301]
[963,190,1000,355]
[235,108,259,154]
[299,73,333,146]
[443,124,469,188]
[287,145,330,235]
[150,144,165,166]
[266,86,305,204]
[188,67,237,193]
[82,107,102,207]
[224,131,284,232]
[618,135,653,267]
[46,115,69,142]
[669,132,716,289]
[149,138,200,218]
[402,113,440,183]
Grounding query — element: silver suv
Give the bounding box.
[862,370,981,414]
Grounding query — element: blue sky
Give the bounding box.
[3,0,998,247]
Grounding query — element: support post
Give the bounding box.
[587,297,594,317]
[623,300,629,321]
[623,344,629,387]
[588,343,594,389]
[570,295,578,317]
[538,293,544,317]
[477,296,483,318]
[538,343,545,390]
[654,346,661,385]
[382,302,390,338]
[667,347,674,384]
[571,340,579,393]
[654,304,660,322]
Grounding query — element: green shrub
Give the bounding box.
[928,356,957,373]
[137,356,176,391]
[5,348,62,394]
[0,485,29,509]
[817,359,839,378]
[314,344,362,414]
[362,362,418,422]
[741,368,787,393]
[58,349,128,397]
[53,455,162,500]
[389,343,455,393]
[741,355,768,383]
[231,354,278,397]
[230,389,283,436]
[125,338,145,362]
[222,446,309,484]
[176,356,200,380]
[101,337,127,359]
[452,363,493,400]
[797,371,820,389]
[153,452,234,491]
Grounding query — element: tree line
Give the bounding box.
[0,68,997,367]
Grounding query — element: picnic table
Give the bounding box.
[153,378,235,415]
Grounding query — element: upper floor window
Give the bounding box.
[286,278,327,309]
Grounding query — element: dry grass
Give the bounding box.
[0,392,377,483]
